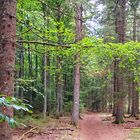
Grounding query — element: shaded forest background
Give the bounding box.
[15,0,140,122]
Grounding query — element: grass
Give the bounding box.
[14,114,78,140]
[126,128,140,140]
[14,114,60,129]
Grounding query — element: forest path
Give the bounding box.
[79,113,130,140]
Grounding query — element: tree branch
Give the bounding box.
[17,40,71,47]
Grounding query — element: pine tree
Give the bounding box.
[0,0,16,139]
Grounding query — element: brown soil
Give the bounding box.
[13,117,78,140]
[14,113,140,140]
[79,113,130,140]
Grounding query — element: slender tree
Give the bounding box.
[55,2,63,118]
[129,0,140,117]
[72,3,83,126]
[42,3,49,119]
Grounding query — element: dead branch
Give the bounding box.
[19,127,38,140]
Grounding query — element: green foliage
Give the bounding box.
[15,78,44,97]
[15,0,140,119]
[64,101,73,114]
[0,96,32,112]
[0,113,17,128]
[0,96,32,128]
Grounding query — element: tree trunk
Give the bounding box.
[71,3,83,126]
[19,40,24,99]
[114,0,126,124]
[43,53,47,119]
[127,81,132,114]
[43,54,50,119]
[131,79,139,117]
[72,54,81,125]
[115,0,126,43]
[42,3,50,119]
[18,38,24,117]
[55,4,64,118]
[56,56,64,118]
[131,8,139,117]
[0,0,16,139]
[133,9,137,41]
[35,46,38,88]
[113,59,117,116]
[28,45,33,104]
[47,56,50,116]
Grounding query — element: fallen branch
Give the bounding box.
[19,127,38,140]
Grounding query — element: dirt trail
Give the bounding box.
[79,113,129,140]
[14,113,133,140]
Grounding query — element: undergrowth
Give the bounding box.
[14,114,60,129]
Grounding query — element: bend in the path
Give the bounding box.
[79,113,129,140]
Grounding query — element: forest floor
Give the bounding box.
[79,113,129,140]
[13,113,140,140]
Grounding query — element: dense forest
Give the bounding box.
[1,0,140,140]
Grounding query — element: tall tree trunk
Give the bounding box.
[19,40,24,99]
[56,57,64,118]
[127,79,132,114]
[18,39,24,117]
[131,77,139,117]
[42,3,50,119]
[113,59,117,116]
[114,0,126,124]
[71,3,83,126]
[28,45,33,104]
[133,9,137,41]
[56,57,61,118]
[47,56,50,116]
[0,0,16,139]
[115,0,126,43]
[43,52,50,119]
[131,8,139,117]
[35,46,38,88]
[55,4,64,118]
[43,53,47,119]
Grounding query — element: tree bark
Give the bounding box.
[0,0,16,139]
[133,9,137,41]
[28,44,33,104]
[56,57,64,118]
[35,46,38,88]
[42,3,49,119]
[115,0,126,43]
[131,78,139,117]
[127,80,132,114]
[130,7,139,117]
[71,3,83,126]
[43,53,47,119]
[55,3,64,118]
[19,39,24,99]
[114,0,126,124]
